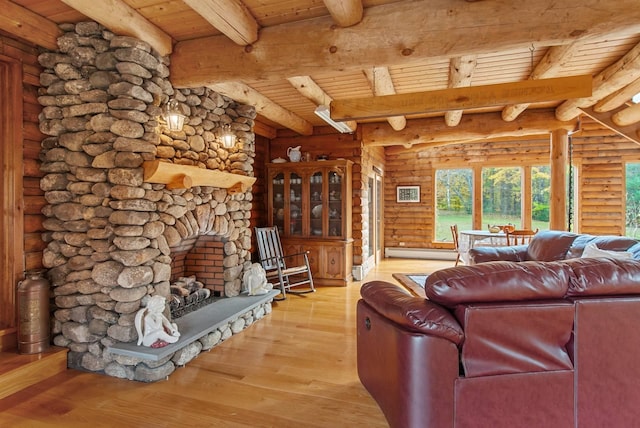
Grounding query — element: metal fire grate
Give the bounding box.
[170,295,221,319]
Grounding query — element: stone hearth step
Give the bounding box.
[108,290,279,361]
[0,346,69,399]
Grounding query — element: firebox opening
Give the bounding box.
[169,236,226,318]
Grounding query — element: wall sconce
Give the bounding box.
[218,123,237,148]
[163,99,185,131]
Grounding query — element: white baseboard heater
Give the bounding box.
[384,247,457,261]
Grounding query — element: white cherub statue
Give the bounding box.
[135,295,181,348]
[243,263,274,296]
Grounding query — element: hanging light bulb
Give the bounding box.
[163,99,185,131]
[218,123,237,148]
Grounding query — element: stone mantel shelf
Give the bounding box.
[143,160,256,193]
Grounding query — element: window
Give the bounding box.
[435,169,473,241]
[625,162,640,238]
[532,165,550,230]
[567,165,578,232]
[435,164,554,242]
[482,167,522,228]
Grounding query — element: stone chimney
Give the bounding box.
[37,22,257,380]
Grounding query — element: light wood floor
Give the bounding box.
[0,258,454,427]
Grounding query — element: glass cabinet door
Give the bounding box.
[289,172,302,236]
[309,171,323,237]
[328,170,342,237]
[272,173,285,233]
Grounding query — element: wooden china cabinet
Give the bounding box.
[266,159,353,286]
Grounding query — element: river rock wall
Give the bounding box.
[37,21,259,380]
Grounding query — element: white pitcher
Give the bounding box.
[287,146,302,162]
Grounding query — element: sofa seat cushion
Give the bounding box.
[360,281,464,345]
[456,300,575,377]
[563,258,640,297]
[426,261,573,307]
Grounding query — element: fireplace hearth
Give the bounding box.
[108,289,279,381]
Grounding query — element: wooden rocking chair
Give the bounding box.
[255,226,315,299]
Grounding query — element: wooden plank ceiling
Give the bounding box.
[5,0,640,146]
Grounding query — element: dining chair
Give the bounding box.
[255,226,315,299]
[450,224,461,266]
[505,228,539,245]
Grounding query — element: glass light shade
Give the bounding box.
[219,123,237,148]
[163,99,185,131]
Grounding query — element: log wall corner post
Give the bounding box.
[550,128,569,230]
[0,54,25,350]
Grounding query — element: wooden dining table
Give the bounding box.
[458,230,508,265]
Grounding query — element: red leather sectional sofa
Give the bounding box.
[468,229,640,264]
[357,231,640,428]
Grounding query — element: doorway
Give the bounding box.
[368,173,383,265]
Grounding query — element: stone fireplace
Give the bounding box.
[37,22,273,381]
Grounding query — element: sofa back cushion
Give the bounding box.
[527,230,578,261]
[468,245,528,264]
[627,242,640,260]
[563,258,640,297]
[456,301,575,377]
[566,234,638,259]
[425,261,572,307]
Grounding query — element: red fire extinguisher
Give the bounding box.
[17,270,50,354]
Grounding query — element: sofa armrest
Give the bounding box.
[357,287,460,428]
[360,281,464,345]
[468,245,529,264]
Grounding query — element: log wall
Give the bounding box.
[572,136,640,236]
[269,126,640,259]
[250,133,269,256]
[1,35,45,272]
[0,33,44,349]
[269,128,387,272]
[270,127,361,162]
[357,144,385,265]
[269,128,362,260]
[384,133,640,249]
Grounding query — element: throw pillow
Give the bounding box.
[581,242,632,260]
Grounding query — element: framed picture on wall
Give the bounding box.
[396,185,420,203]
